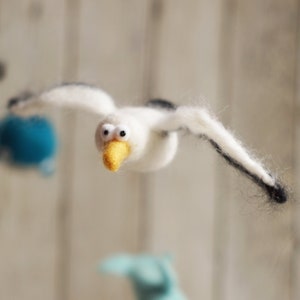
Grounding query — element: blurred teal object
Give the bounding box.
[0,114,57,175]
[99,254,187,300]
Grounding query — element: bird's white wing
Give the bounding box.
[156,106,287,203]
[8,83,116,117]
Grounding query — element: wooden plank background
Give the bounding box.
[0,0,298,299]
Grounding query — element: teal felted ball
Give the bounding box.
[0,114,57,174]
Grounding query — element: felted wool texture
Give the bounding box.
[9,83,116,117]
[7,82,287,203]
[0,114,57,166]
[95,107,179,172]
[156,106,275,185]
[156,106,286,203]
[100,254,187,300]
[102,140,131,172]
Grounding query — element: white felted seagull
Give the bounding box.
[8,83,287,203]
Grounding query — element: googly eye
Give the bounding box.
[115,125,130,141]
[101,123,115,141]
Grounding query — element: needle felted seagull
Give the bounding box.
[7,83,287,203]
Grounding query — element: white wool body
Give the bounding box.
[156,106,276,187]
[11,84,116,117]
[130,129,178,172]
[96,106,178,172]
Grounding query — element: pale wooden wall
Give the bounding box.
[0,0,298,299]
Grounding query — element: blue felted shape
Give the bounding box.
[0,114,57,175]
[99,254,187,300]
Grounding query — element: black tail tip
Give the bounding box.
[266,183,288,204]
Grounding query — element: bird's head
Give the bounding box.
[95,112,149,172]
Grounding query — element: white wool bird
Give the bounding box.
[8,83,287,203]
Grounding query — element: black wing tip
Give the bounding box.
[146,98,177,111]
[7,97,19,109]
[60,81,91,87]
[265,183,288,204]
[7,91,34,109]
[208,139,289,204]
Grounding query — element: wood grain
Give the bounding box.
[0,0,298,299]
[66,1,149,299]
[221,0,297,299]
[144,0,223,299]
[0,0,65,299]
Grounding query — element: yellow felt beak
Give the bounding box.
[102,140,131,172]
